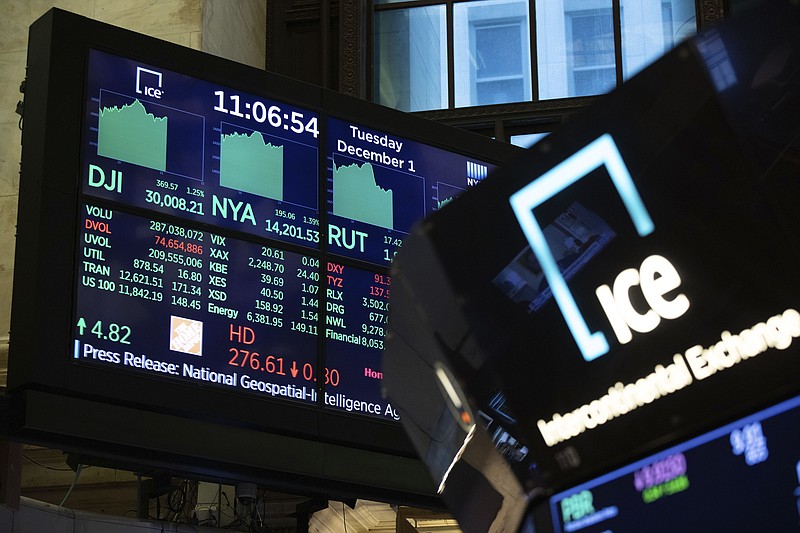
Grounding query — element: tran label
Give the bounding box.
[510,134,654,361]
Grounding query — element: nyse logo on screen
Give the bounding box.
[510,134,689,362]
[136,66,164,98]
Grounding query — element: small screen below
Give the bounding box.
[550,394,800,532]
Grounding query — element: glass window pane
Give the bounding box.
[454,0,532,108]
[574,66,616,93]
[476,78,525,104]
[476,25,523,78]
[621,0,696,79]
[374,6,447,112]
[536,0,616,99]
[510,132,549,148]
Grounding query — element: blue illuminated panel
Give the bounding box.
[550,394,800,532]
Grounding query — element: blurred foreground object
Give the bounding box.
[384,1,800,531]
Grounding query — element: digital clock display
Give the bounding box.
[81,49,320,248]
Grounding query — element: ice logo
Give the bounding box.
[136,66,163,98]
[510,134,654,361]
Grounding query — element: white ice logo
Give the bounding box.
[136,66,163,98]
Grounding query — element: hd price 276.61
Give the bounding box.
[227,349,339,386]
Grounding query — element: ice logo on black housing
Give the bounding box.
[509,134,654,362]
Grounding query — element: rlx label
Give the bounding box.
[510,134,671,361]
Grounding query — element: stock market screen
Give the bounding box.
[73,47,498,423]
[550,394,800,532]
[75,204,322,403]
[82,49,321,247]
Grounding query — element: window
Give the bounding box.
[510,132,548,148]
[620,0,698,79]
[454,0,532,107]
[568,8,616,96]
[472,22,526,103]
[374,5,447,112]
[373,0,696,114]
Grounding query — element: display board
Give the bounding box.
[60,45,505,427]
[550,393,800,532]
[76,203,321,403]
[67,44,503,425]
[8,8,518,498]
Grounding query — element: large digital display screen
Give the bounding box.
[9,8,520,502]
[74,48,415,422]
[53,38,506,426]
[550,394,800,532]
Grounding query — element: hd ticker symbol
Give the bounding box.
[509,134,654,362]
